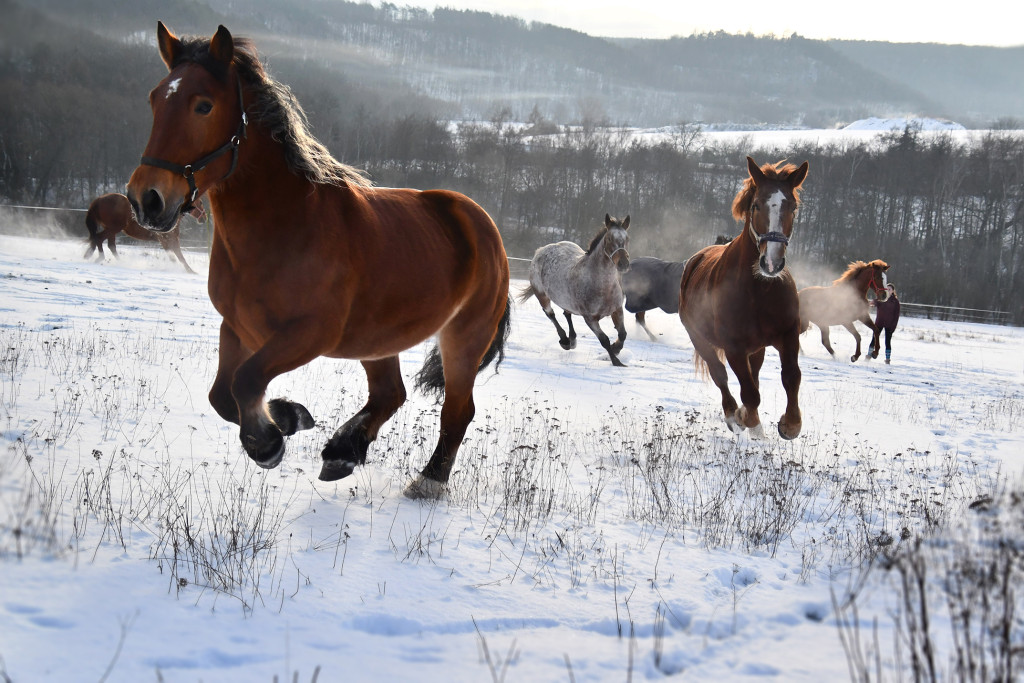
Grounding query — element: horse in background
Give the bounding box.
[520,214,631,366]
[678,156,809,439]
[125,23,511,499]
[621,256,687,341]
[798,259,889,362]
[84,192,200,273]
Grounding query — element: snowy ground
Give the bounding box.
[1,234,1022,681]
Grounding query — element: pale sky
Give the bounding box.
[417,0,1021,47]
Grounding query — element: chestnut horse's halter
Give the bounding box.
[140,76,248,215]
[867,270,888,301]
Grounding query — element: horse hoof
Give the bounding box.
[851,355,860,362]
[318,458,356,482]
[243,430,285,469]
[778,418,801,440]
[404,475,447,500]
[725,415,745,434]
[611,356,626,367]
[268,398,314,436]
[559,339,573,350]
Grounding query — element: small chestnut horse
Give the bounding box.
[798,259,889,362]
[84,192,199,273]
[126,23,511,498]
[678,156,809,439]
[520,215,631,366]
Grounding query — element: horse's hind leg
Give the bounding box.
[319,357,407,482]
[562,311,578,349]
[636,310,658,342]
[583,315,625,367]
[843,323,863,362]
[163,236,197,274]
[107,235,118,259]
[406,311,497,498]
[536,291,574,349]
[689,334,740,431]
[818,326,836,357]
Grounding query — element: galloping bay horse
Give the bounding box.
[520,214,631,366]
[84,192,199,273]
[126,23,511,498]
[678,156,809,439]
[798,259,889,361]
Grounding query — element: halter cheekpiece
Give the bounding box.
[140,76,248,214]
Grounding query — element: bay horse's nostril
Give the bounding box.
[141,188,165,225]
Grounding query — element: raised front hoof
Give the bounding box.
[268,398,314,436]
[404,475,448,500]
[725,414,745,434]
[559,337,577,350]
[243,430,285,470]
[778,416,802,440]
[318,458,357,482]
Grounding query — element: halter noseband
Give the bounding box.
[140,76,248,214]
[748,221,790,247]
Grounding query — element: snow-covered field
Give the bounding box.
[1,233,1022,681]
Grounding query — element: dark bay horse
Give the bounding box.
[678,156,809,439]
[126,23,511,498]
[798,259,889,362]
[84,192,199,273]
[519,215,631,366]
[621,256,687,341]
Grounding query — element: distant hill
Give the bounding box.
[12,0,1024,128]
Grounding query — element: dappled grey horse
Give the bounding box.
[519,214,631,366]
[621,256,688,341]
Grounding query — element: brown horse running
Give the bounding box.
[678,156,809,439]
[798,259,889,362]
[84,192,199,273]
[126,23,511,498]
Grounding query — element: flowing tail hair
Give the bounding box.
[414,295,513,400]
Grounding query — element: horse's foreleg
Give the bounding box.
[166,240,196,274]
[844,323,863,362]
[725,350,762,438]
[776,334,802,440]
[209,322,248,425]
[610,308,627,354]
[689,333,738,430]
[636,310,658,342]
[229,320,322,469]
[319,357,407,482]
[583,315,625,367]
[562,311,578,349]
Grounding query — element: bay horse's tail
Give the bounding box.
[414,295,513,399]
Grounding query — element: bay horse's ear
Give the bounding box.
[746,156,767,185]
[622,215,630,230]
[157,21,182,71]
[789,161,810,189]
[209,25,235,67]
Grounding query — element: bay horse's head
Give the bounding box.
[592,214,631,273]
[126,23,251,232]
[732,156,809,278]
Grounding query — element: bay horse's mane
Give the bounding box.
[169,34,371,188]
[585,227,608,255]
[834,259,887,285]
[731,161,806,221]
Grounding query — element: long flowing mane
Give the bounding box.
[168,34,371,188]
[731,161,805,221]
[834,260,869,285]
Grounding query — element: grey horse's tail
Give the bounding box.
[414,295,513,400]
[516,284,536,304]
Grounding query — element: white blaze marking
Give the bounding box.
[767,189,785,233]
[166,78,182,99]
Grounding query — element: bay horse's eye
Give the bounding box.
[194,100,213,115]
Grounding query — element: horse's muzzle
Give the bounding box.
[759,254,786,277]
[126,187,180,233]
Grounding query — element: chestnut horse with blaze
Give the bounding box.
[678,157,809,439]
[126,23,511,498]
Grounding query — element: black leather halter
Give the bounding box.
[140,77,248,214]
